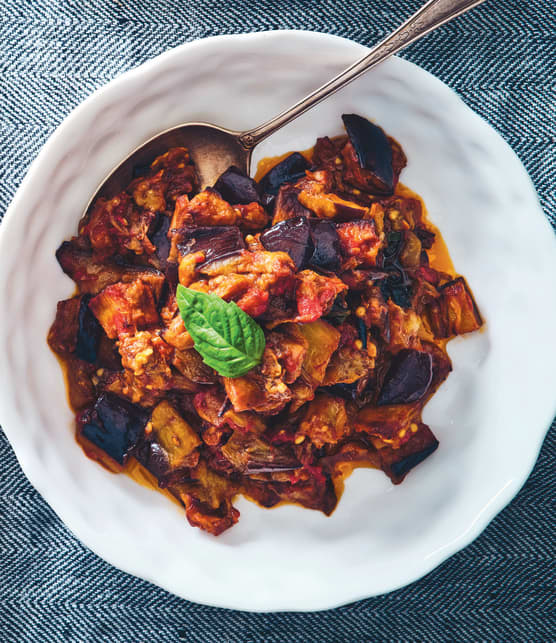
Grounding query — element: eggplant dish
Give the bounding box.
[49,114,483,535]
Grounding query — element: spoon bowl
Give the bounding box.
[87,123,249,210]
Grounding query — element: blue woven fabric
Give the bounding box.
[1,0,555,640]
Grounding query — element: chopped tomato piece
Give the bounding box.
[89,278,159,339]
[81,192,155,258]
[295,270,347,322]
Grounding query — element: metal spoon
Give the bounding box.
[88,0,486,207]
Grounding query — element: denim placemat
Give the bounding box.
[1,1,555,640]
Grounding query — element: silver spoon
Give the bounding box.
[88,0,486,207]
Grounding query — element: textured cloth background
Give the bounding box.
[1,1,555,641]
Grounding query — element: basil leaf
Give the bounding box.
[176,285,265,378]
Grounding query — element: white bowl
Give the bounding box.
[0,31,554,612]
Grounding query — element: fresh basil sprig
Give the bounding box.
[176,285,265,378]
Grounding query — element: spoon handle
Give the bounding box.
[238,0,486,150]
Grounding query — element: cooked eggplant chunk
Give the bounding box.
[272,184,312,223]
[82,393,149,464]
[342,113,395,194]
[50,116,483,535]
[309,220,341,270]
[260,217,341,271]
[414,226,436,249]
[149,213,171,267]
[324,344,373,386]
[65,356,96,410]
[312,136,345,165]
[298,393,350,447]
[380,423,439,483]
[137,401,201,481]
[176,225,246,265]
[180,494,239,536]
[378,349,433,406]
[325,381,362,401]
[221,431,301,474]
[421,341,453,398]
[390,441,438,481]
[354,404,418,448]
[260,216,312,269]
[75,295,103,363]
[258,152,310,196]
[213,166,261,205]
[298,186,370,222]
[250,472,338,516]
[427,277,483,338]
[56,241,165,296]
[223,345,293,415]
[48,296,81,355]
[48,295,103,364]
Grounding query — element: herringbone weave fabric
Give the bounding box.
[0,1,554,641]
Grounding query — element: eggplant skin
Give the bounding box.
[260,216,312,269]
[176,225,246,266]
[213,166,262,205]
[273,185,312,224]
[309,220,341,271]
[148,213,171,266]
[221,430,301,474]
[378,350,433,406]
[82,393,149,464]
[75,295,102,363]
[325,382,360,401]
[55,240,165,296]
[342,114,394,192]
[390,440,438,480]
[259,217,341,271]
[258,152,310,197]
[137,441,169,480]
[414,226,435,250]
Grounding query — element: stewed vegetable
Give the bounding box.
[49,115,482,535]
